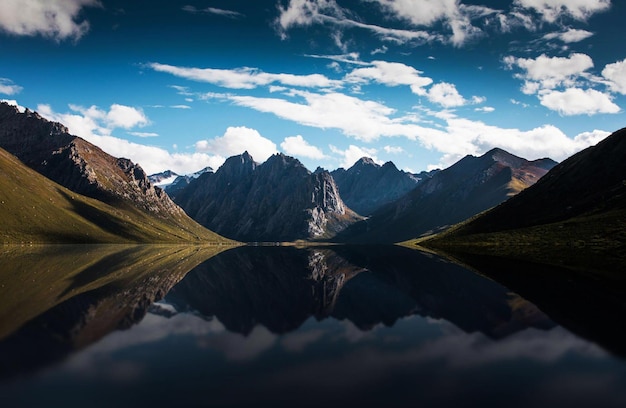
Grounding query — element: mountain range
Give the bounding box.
[334,148,557,243]
[0,102,228,243]
[173,152,362,242]
[329,157,436,216]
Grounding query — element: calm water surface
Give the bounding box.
[1,244,626,408]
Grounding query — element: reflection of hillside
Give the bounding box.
[447,252,626,358]
[331,245,554,338]
[167,246,553,339]
[0,245,231,378]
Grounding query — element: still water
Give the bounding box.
[1,244,626,407]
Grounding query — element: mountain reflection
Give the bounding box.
[3,245,626,408]
[164,245,554,338]
[0,244,230,378]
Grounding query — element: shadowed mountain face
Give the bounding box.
[0,102,224,242]
[330,157,434,216]
[335,148,557,243]
[173,152,363,242]
[165,246,553,338]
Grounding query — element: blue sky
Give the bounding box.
[1,0,625,174]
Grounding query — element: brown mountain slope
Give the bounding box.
[0,102,227,243]
[0,147,229,243]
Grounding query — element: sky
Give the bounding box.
[1,0,625,175]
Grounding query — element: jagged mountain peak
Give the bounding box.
[354,156,378,167]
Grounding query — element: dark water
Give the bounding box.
[1,245,626,408]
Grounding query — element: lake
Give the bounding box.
[1,244,626,408]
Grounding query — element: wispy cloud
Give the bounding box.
[149,62,341,89]
[182,5,244,19]
[0,78,22,95]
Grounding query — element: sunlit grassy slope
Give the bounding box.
[0,148,232,244]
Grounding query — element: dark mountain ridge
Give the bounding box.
[173,152,362,242]
[335,148,557,243]
[330,157,434,215]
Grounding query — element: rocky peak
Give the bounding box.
[217,151,257,179]
[355,157,378,167]
[0,102,188,218]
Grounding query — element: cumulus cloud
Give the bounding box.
[538,88,620,115]
[503,53,619,115]
[195,126,278,162]
[514,0,611,23]
[504,53,594,91]
[345,60,433,95]
[148,62,341,90]
[0,78,22,95]
[384,145,404,154]
[427,82,467,107]
[281,135,327,159]
[330,144,381,168]
[35,103,223,174]
[602,58,626,95]
[0,0,101,41]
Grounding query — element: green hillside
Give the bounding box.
[0,148,231,244]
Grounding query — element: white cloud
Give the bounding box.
[383,145,404,154]
[330,144,381,168]
[106,104,149,128]
[543,28,594,43]
[367,0,496,46]
[602,58,626,95]
[345,60,433,96]
[503,53,619,116]
[435,117,612,167]
[504,53,594,91]
[170,104,191,109]
[514,0,611,23]
[275,0,345,38]
[427,82,467,107]
[0,78,22,95]
[224,90,404,142]
[195,126,278,163]
[475,106,495,112]
[281,135,327,159]
[148,62,341,90]
[35,103,223,174]
[539,88,620,115]
[0,0,101,41]
[129,132,159,138]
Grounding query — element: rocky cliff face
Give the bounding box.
[331,157,432,215]
[174,152,362,241]
[335,148,558,243]
[0,102,187,220]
